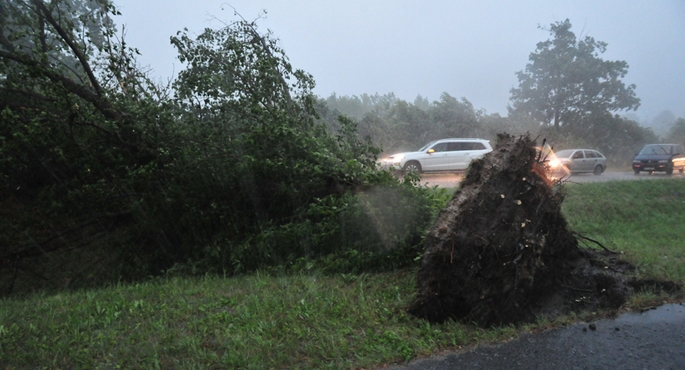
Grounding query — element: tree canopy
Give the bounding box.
[509,19,640,130]
[1,1,438,294]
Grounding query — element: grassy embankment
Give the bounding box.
[1,179,683,369]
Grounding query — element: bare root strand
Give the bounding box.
[573,232,616,254]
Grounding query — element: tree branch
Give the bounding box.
[32,0,106,98]
[0,50,121,121]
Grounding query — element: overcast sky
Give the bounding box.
[113,0,685,122]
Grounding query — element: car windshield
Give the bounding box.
[418,140,437,151]
[639,145,672,155]
[554,150,575,158]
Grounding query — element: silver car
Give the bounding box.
[549,149,607,175]
[379,138,493,173]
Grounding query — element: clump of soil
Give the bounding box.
[407,133,644,327]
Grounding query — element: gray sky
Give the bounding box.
[114,0,685,122]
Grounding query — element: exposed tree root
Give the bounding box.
[407,133,678,327]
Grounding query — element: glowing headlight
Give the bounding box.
[388,154,404,163]
[548,159,560,168]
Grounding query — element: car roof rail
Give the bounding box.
[439,138,487,141]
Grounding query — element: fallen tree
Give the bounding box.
[408,133,639,327]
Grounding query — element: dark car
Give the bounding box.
[632,144,685,175]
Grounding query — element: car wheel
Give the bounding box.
[666,168,673,175]
[634,169,640,175]
[403,161,422,174]
[593,165,603,175]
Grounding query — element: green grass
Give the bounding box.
[562,179,685,280]
[0,272,520,369]
[1,179,684,369]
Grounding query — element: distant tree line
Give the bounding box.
[318,92,526,153]
[320,91,662,168]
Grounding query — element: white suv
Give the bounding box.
[379,138,493,173]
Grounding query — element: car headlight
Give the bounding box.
[632,160,641,164]
[388,154,404,163]
[658,159,669,164]
[548,159,560,168]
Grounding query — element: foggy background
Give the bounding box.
[113,0,685,131]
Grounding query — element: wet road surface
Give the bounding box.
[388,302,685,370]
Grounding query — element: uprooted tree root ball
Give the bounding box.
[407,133,676,327]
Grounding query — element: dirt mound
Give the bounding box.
[407,133,639,327]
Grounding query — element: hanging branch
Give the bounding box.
[32,0,107,99]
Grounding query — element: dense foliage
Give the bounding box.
[0,1,440,295]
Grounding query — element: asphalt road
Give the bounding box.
[417,170,685,188]
[387,302,685,370]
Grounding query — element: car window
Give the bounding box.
[555,150,574,158]
[467,142,486,150]
[639,145,671,155]
[418,140,437,151]
[446,141,488,151]
[447,143,465,152]
[584,150,596,158]
[431,142,450,152]
[594,151,605,158]
[572,151,584,159]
